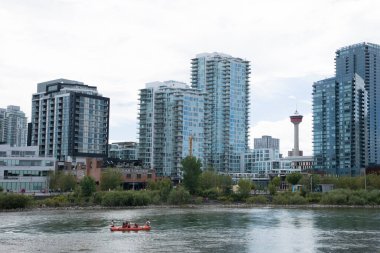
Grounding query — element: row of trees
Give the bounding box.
[49,168,124,193]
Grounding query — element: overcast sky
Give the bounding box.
[1,0,380,156]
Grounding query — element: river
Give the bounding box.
[0,207,379,253]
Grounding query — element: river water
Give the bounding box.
[0,207,379,253]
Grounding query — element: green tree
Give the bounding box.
[147,178,173,202]
[299,174,321,192]
[80,176,96,197]
[49,171,76,192]
[100,168,123,191]
[167,186,191,205]
[199,170,219,190]
[271,176,281,187]
[286,172,302,185]
[237,179,253,199]
[286,172,302,191]
[60,174,77,192]
[218,174,233,195]
[181,156,202,194]
[268,183,277,195]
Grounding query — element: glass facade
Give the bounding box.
[109,142,138,160]
[0,106,27,147]
[0,145,55,193]
[313,78,337,174]
[335,43,380,166]
[31,79,109,160]
[138,81,205,178]
[191,53,250,173]
[313,74,367,175]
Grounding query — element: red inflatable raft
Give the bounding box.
[110,225,151,232]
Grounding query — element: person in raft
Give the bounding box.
[134,223,139,228]
[111,220,115,227]
[145,219,151,227]
[122,221,130,228]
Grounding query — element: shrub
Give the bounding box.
[93,192,106,205]
[132,191,151,206]
[80,176,96,197]
[217,195,233,203]
[193,196,204,204]
[288,194,307,205]
[0,193,33,209]
[348,195,367,206]
[246,195,268,204]
[237,179,253,199]
[306,192,322,203]
[366,190,380,204]
[272,193,307,205]
[100,191,153,207]
[167,187,191,205]
[43,195,69,207]
[147,179,172,202]
[268,183,277,196]
[320,190,349,205]
[201,188,220,199]
[272,194,289,205]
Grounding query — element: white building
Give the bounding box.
[0,145,56,193]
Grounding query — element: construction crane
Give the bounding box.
[189,135,193,157]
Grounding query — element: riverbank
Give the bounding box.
[2,188,380,211]
[2,202,380,213]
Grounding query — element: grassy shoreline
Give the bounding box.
[2,202,380,213]
[2,188,380,211]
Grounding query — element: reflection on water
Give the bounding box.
[0,207,379,253]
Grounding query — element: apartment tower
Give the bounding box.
[138,81,205,179]
[191,53,250,173]
[31,79,110,160]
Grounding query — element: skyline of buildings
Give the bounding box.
[2,42,380,179]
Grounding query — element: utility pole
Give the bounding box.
[310,174,313,192]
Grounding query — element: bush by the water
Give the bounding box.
[41,195,69,207]
[200,188,220,200]
[246,195,268,204]
[272,192,307,205]
[167,187,191,205]
[0,193,32,209]
[306,192,323,203]
[320,189,380,205]
[101,191,153,207]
